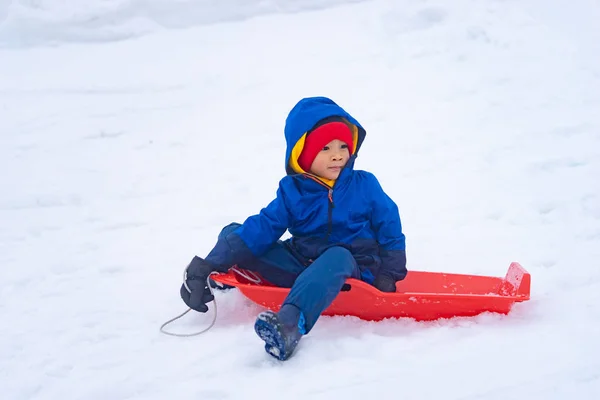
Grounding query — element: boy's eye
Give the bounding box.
[322,146,329,151]
[341,144,348,149]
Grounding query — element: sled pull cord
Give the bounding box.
[231,266,262,284]
[159,268,220,337]
[159,265,261,337]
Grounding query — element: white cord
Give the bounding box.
[159,268,219,337]
[231,266,262,284]
[159,264,262,337]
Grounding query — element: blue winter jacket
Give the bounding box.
[206,97,407,283]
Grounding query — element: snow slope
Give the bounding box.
[0,0,365,48]
[1,0,600,399]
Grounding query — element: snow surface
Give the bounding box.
[1,0,600,399]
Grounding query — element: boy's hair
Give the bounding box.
[309,115,347,132]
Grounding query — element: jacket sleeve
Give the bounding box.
[205,184,290,268]
[368,173,407,282]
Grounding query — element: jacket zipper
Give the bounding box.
[302,172,339,242]
[326,188,335,241]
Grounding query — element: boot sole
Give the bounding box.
[254,311,289,361]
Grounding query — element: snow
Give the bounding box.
[0,0,366,48]
[1,0,600,398]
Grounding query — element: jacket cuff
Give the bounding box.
[379,249,407,281]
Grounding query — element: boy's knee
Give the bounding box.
[321,246,356,272]
[323,246,352,259]
[218,222,241,240]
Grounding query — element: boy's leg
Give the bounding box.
[282,246,360,333]
[239,242,305,288]
[214,223,304,288]
[254,246,359,360]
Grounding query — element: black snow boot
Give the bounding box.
[254,304,304,361]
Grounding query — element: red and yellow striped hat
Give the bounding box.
[297,122,354,172]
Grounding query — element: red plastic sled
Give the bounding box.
[211,262,531,321]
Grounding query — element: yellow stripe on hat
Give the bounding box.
[289,133,308,175]
[348,122,358,155]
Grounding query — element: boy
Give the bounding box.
[181,96,407,360]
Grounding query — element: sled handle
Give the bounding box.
[500,262,531,299]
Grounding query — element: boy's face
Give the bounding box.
[309,139,350,180]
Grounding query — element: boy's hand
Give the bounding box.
[373,274,396,293]
[180,256,215,312]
